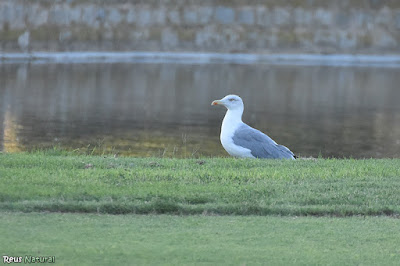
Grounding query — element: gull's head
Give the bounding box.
[211,94,244,111]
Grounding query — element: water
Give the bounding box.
[1,61,399,158]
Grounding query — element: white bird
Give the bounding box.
[212,94,295,159]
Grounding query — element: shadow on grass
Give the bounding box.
[1,200,398,217]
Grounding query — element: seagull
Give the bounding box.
[212,94,295,159]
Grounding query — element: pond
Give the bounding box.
[1,61,399,158]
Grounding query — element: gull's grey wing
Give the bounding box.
[232,124,295,159]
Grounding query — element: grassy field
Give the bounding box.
[1,152,400,265]
[0,152,399,216]
[1,213,400,265]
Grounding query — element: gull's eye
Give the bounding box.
[229,98,235,102]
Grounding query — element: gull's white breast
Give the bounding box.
[220,113,254,158]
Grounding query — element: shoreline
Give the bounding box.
[2,51,400,67]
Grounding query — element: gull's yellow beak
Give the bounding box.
[211,100,222,106]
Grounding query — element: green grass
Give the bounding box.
[1,152,399,216]
[1,152,400,265]
[1,212,400,265]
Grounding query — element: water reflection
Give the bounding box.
[2,107,22,152]
[0,62,399,158]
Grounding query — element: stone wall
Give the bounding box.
[1,0,400,53]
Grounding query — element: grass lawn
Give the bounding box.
[1,152,400,265]
[0,152,399,216]
[1,213,400,265]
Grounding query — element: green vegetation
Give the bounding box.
[1,213,400,265]
[1,152,400,265]
[1,152,399,216]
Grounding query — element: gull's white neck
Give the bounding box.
[220,106,254,158]
[222,108,243,131]
[221,107,244,144]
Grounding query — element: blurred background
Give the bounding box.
[1,0,400,158]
